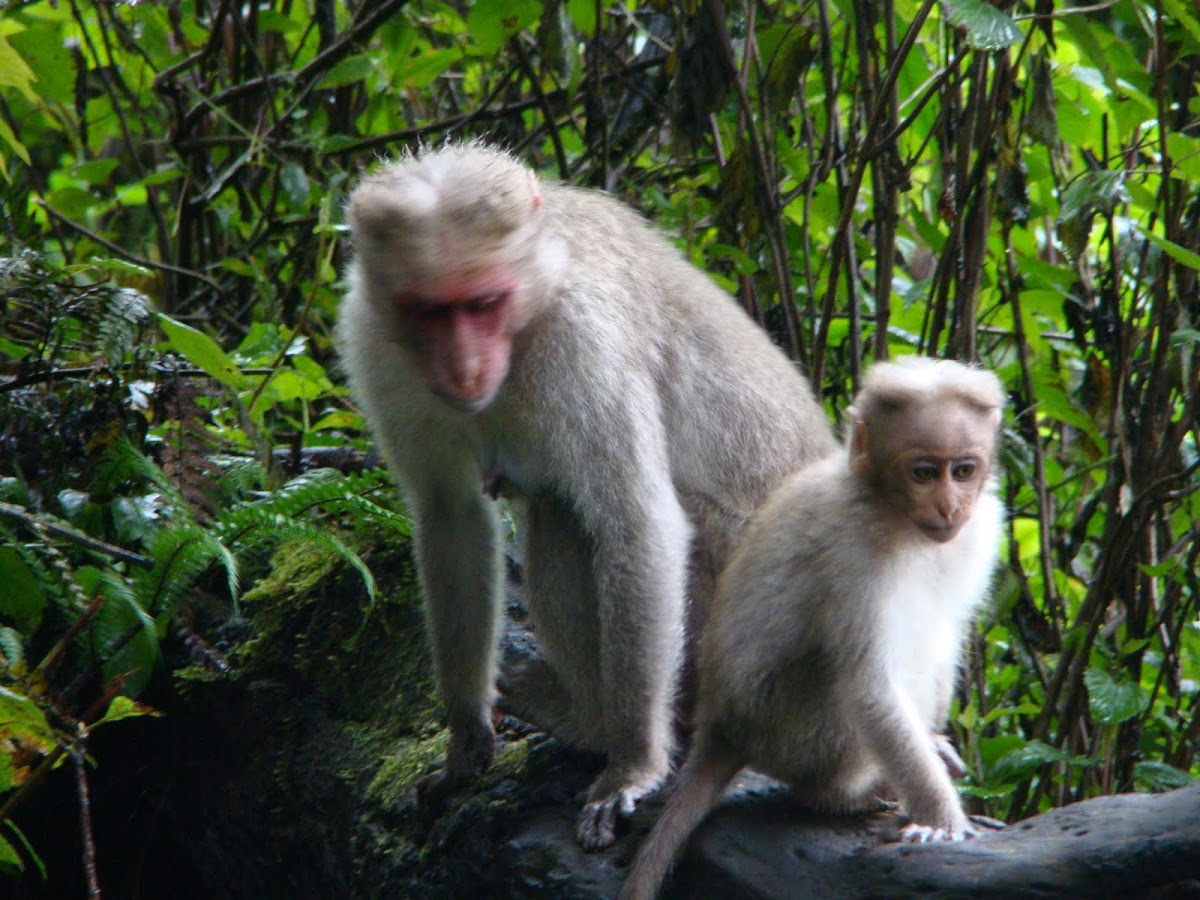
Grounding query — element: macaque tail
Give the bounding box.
[618,739,741,900]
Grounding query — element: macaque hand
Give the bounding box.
[416,713,496,816]
[933,733,969,779]
[898,817,979,844]
[577,764,667,851]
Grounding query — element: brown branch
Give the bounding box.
[35,201,221,294]
[0,503,155,569]
[73,745,102,899]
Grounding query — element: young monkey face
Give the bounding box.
[860,399,998,544]
[894,448,989,542]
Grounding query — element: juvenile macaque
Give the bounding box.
[620,357,1004,899]
[336,143,836,849]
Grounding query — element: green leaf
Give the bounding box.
[567,0,597,36]
[468,0,542,55]
[0,33,37,104]
[1,820,44,879]
[158,314,252,391]
[939,0,1021,51]
[1058,170,1129,225]
[316,53,373,89]
[0,832,22,873]
[0,114,29,169]
[1134,761,1198,792]
[989,738,1072,784]
[1163,0,1200,48]
[0,547,45,633]
[396,48,461,89]
[1141,229,1200,272]
[92,695,161,729]
[1084,667,1148,725]
[1171,328,1200,348]
[280,161,311,205]
[0,686,55,748]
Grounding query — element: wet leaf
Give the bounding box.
[940,0,1021,51]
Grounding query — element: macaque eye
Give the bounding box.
[408,301,452,322]
[951,461,978,481]
[464,292,506,314]
[910,463,938,484]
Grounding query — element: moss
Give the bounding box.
[241,538,344,606]
[366,728,450,813]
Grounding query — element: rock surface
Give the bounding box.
[504,774,1200,899]
[23,539,1198,899]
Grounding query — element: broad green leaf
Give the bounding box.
[1084,667,1148,725]
[1163,0,1200,48]
[0,115,29,169]
[0,832,21,873]
[280,162,311,205]
[567,0,597,36]
[396,48,461,89]
[468,0,542,55]
[158,315,252,391]
[1171,328,1200,347]
[990,738,1074,784]
[1141,229,1200,272]
[939,0,1021,51]
[1058,170,1129,225]
[0,686,55,747]
[1,821,43,879]
[0,33,37,104]
[316,53,373,90]
[1134,761,1197,792]
[0,547,45,633]
[92,695,161,729]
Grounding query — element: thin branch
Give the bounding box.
[0,502,155,569]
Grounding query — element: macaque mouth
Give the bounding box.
[918,521,960,542]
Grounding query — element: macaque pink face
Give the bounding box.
[396,281,518,413]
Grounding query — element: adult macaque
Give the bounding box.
[336,143,836,849]
[620,357,1004,899]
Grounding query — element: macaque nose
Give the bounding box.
[936,491,957,523]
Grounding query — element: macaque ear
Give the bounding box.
[529,174,542,213]
[348,183,405,242]
[848,412,870,476]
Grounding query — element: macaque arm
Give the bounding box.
[853,661,973,840]
[405,459,505,799]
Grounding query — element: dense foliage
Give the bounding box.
[1,0,1197,891]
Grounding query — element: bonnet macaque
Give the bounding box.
[336,143,836,849]
[620,357,1004,898]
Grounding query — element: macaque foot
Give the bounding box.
[577,765,666,850]
[898,819,978,843]
[416,713,496,818]
[497,658,580,742]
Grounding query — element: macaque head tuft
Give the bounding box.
[345,143,560,412]
[848,357,1003,543]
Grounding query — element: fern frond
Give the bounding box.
[212,505,377,602]
[229,468,409,538]
[95,439,194,522]
[97,287,153,364]
[134,523,238,614]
